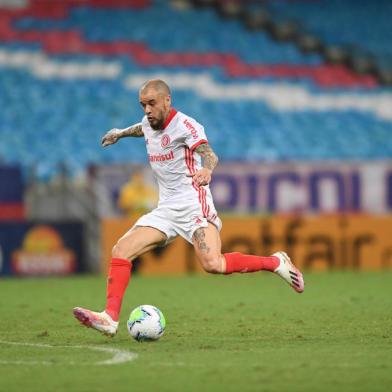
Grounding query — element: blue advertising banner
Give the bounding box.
[0,222,85,276]
[0,165,25,220]
[0,165,23,203]
[90,161,392,215]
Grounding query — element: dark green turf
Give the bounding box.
[0,272,391,392]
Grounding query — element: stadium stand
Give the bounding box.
[0,0,391,178]
[264,0,392,69]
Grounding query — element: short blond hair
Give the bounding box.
[140,79,171,95]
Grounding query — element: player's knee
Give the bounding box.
[112,242,126,259]
[112,238,135,260]
[200,255,223,274]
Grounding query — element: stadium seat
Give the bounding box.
[264,0,392,68]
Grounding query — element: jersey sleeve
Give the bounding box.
[182,117,208,151]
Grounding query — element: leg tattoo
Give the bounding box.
[193,228,210,254]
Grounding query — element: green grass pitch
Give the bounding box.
[0,272,391,392]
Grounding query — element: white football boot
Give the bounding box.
[273,251,304,293]
[73,307,118,337]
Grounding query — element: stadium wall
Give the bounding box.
[101,214,392,274]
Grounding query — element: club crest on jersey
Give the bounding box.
[161,134,171,148]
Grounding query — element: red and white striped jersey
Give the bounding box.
[141,108,215,217]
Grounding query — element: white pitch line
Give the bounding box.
[0,341,138,366]
[0,360,54,365]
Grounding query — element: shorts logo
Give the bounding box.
[195,217,203,225]
[161,134,170,148]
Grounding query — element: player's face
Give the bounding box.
[139,89,171,130]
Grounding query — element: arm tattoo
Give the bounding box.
[121,123,144,138]
[193,228,210,254]
[194,143,219,172]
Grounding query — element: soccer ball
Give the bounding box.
[127,305,166,341]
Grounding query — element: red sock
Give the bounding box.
[105,258,131,321]
[224,252,279,274]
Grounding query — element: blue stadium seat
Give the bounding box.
[265,0,392,66]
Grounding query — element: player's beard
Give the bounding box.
[148,115,164,130]
[149,119,163,130]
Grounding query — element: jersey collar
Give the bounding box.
[162,108,177,130]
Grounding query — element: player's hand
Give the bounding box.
[101,128,122,147]
[188,168,212,186]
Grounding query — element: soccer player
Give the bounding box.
[73,79,304,336]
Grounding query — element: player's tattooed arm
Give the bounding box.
[195,143,219,172]
[101,123,144,147]
[190,143,219,186]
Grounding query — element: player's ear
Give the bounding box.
[165,94,171,106]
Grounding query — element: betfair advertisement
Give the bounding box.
[102,215,392,274]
